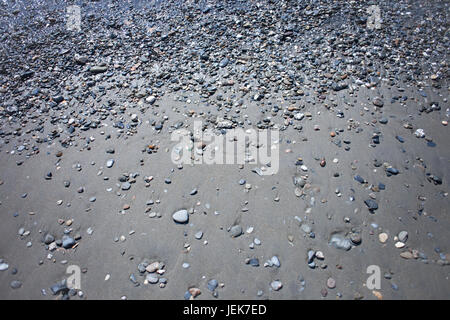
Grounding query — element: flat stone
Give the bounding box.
[379,233,388,243]
[364,199,378,211]
[44,233,55,245]
[121,182,131,190]
[398,231,408,243]
[230,225,243,238]
[270,280,283,291]
[307,250,315,263]
[172,209,189,223]
[329,234,352,251]
[90,65,108,73]
[10,280,22,289]
[327,277,336,289]
[400,251,414,259]
[249,258,260,267]
[207,279,218,292]
[395,241,405,248]
[270,256,281,268]
[62,236,76,249]
[145,262,160,273]
[194,231,203,240]
[106,159,114,168]
[372,97,384,107]
[146,273,159,284]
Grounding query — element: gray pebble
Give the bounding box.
[172,209,189,224]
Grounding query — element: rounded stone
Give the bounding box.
[172,209,189,224]
[327,277,336,289]
[379,233,388,243]
[398,231,408,243]
[270,280,283,291]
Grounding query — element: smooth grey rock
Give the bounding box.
[230,225,243,238]
[364,199,378,211]
[207,279,218,292]
[372,97,384,107]
[106,159,114,168]
[301,223,312,233]
[44,233,55,245]
[398,231,408,243]
[194,231,203,239]
[90,65,107,73]
[121,182,131,190]
[271,280,283,291]
[270,256,281,268]
[62,236,76,249]
[146,273,159,284]
[249,258,260,267]
[307,250,315,263]
[329,234,352,251]
[10,280,22,289]
[172,209,189,223]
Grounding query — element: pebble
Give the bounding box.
[395,242,405,248]
[121,182,131,191]
[194,231,203,240]
[379,233,388,243]
[248,258,260,267]
[329,234,352,251]
[44,233,55,245]
[0,0,448,300]
[106,159,114,168]
[62,236,76,249]
[327,278,336,289]
[364,199,378,211]
[398,231,408,243]
[172,209,189,224]
[146,274,159,284]
[270,281,283,291]
[270,256,281,268]
[10,280,22,289]
[207,279,218,292]
[230,225,243,238]
[372,97,384,107]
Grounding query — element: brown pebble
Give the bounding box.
[189,288,201,298]
[400,251,414,259]
[372,290,383,300]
